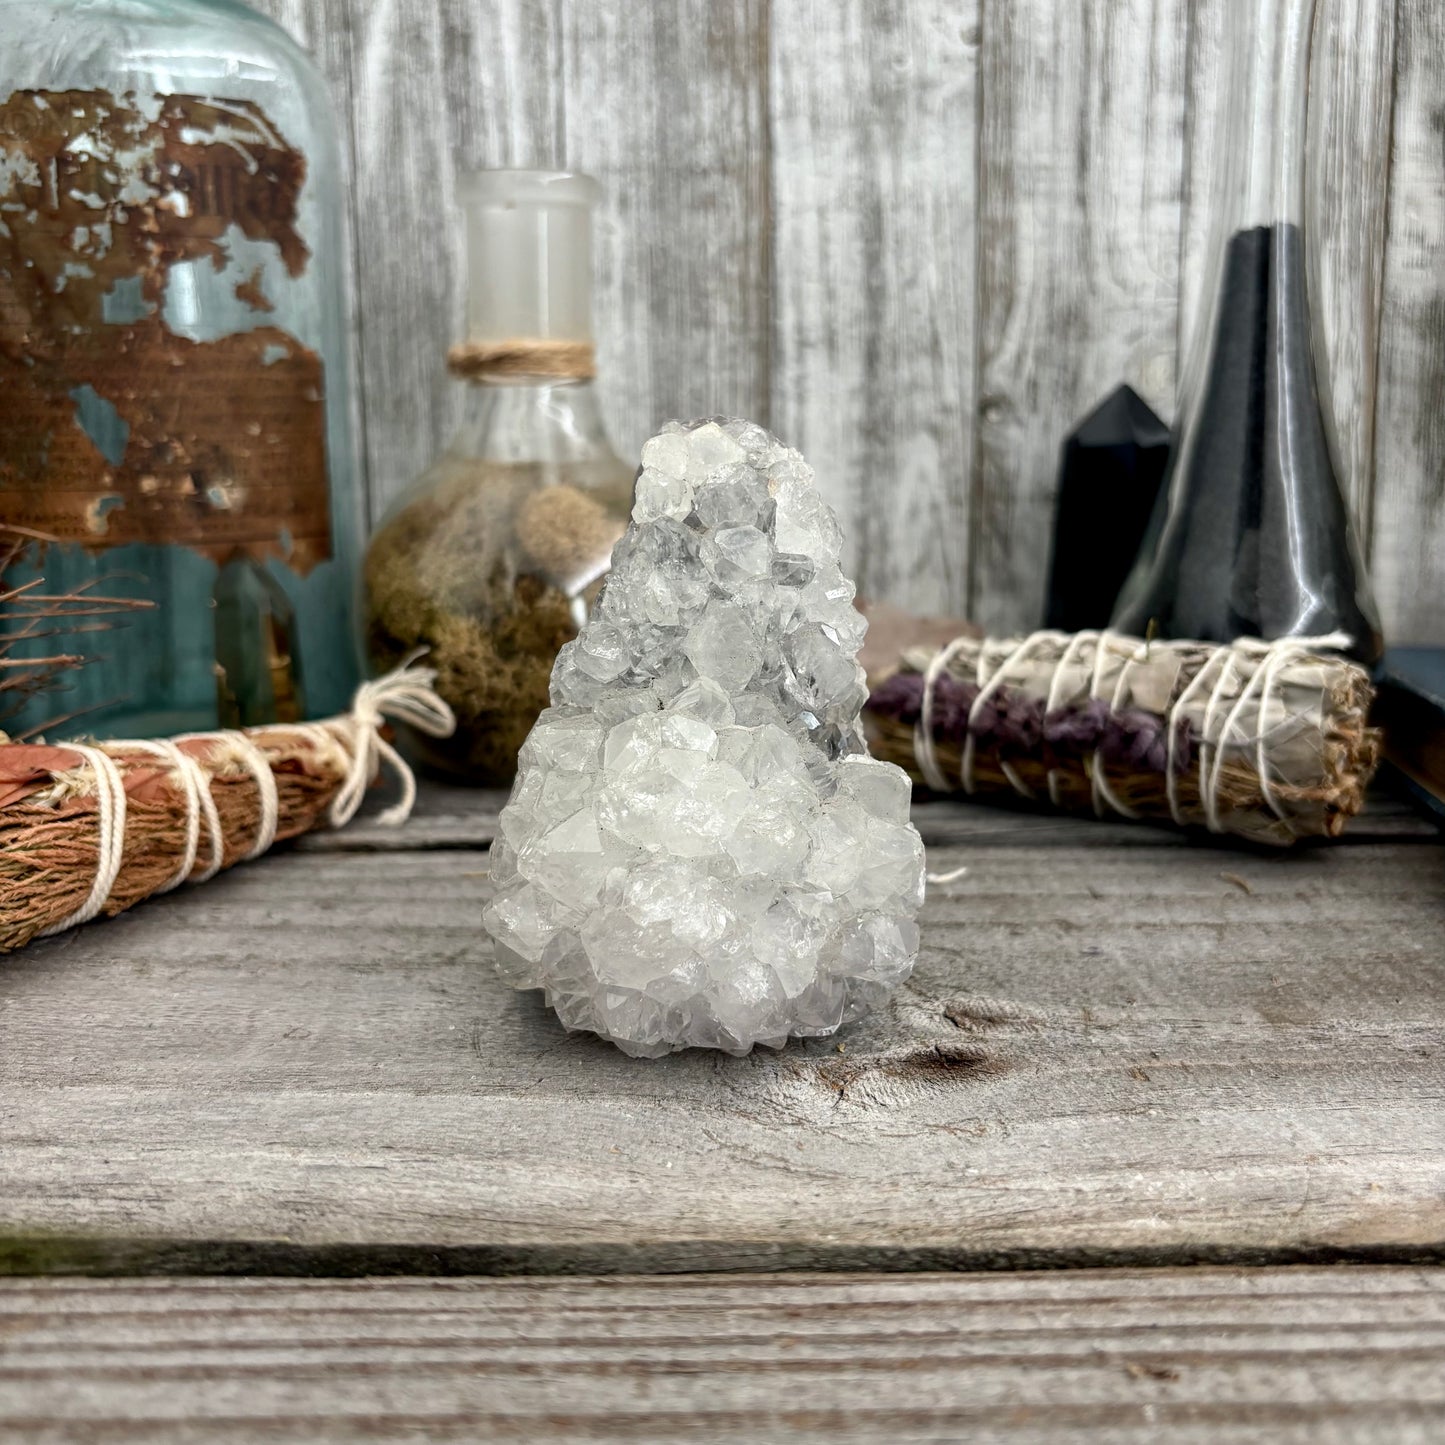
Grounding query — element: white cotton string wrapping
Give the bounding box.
[1088,630,1148,820]
[962,632,1047,800]
[1203,631,1352,832]
[924,861,969,887]
[1164,643,1221,829]
[121,738,209,891]
[162,734,223,878]
[907,629,1360,842]
[322,655,456,828]
[35,658,455,938]
[37,744,128,936]
[1044,628,1091,808]
[227,732,281,860]
[915,634,973,793]
[1197,645,1242,833]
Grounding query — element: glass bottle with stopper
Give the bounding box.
[1112,0,1382,664]
[362,170,632,784]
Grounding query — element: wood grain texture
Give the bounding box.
[1369,0,1445,645]
[1,818,1442,1276]
[768,0,978,615]
[291,780,1439,855]
[1175,0,1225,389]
[970,0,1186,633]
[3,1269,1445,1442]
[312,0,460,520]
[557,1,772,467]
[247,0,771,523]
[1307,0,1398,546]
[1180,0,1400,593]
[245,0,1442,637]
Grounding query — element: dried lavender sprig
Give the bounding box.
[867,671,1194,776]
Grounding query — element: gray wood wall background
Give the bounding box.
[255,0,1444,644]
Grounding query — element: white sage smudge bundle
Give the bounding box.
[865,630,1379,846]
[0,661,454,953]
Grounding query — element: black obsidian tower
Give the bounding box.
[1046,385,1170,631]
[1113,0,1381,664]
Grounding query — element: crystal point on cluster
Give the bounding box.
[483,418,925,1056]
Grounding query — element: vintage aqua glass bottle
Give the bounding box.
[0,0,361,738]
[1112,0,1382,663]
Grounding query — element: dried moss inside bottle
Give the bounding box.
[362,171,632,784]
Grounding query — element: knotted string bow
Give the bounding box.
[321,653,457,828]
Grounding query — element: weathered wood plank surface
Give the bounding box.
[2,817,1441,1276]
[768,0,978,616]
[247,0,1445,642]
[294,780,1440,854]
[268,0,771,513]
[556,1,773,460]
[2,1268,1444,1442]
[970,0,1184,630]
[1306,0,1398,544]
[1369,0,1445,645]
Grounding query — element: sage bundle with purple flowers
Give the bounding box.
[865,630,1378,846]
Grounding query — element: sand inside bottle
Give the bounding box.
[364,457,627,783]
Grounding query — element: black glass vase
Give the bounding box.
[1112,0,1382,664]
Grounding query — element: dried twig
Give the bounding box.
[0,526,153,733]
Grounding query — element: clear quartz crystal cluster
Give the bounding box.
[482,418,925,1056]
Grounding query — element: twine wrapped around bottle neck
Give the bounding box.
[447,338,597,383]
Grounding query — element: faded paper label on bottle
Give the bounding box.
[0,89,330,572]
